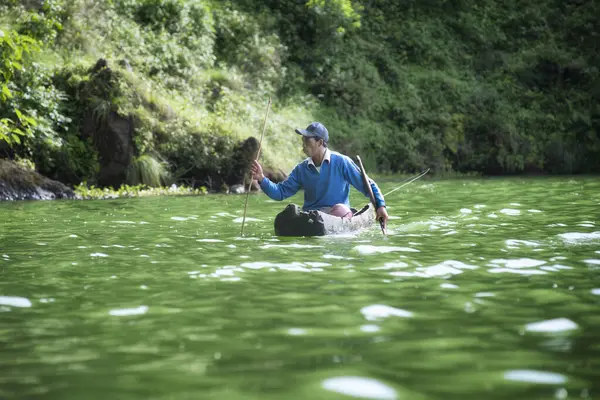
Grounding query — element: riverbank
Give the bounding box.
[0,158,275,201]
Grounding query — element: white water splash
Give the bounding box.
[420,264,463,277]
[526,318,578,333]
[505,240,542,249]
[322,254,354,260]
[540,266,559,272]
[559,231,600,244]
[489,268,547,275]
[40,298,55,303]
[504,370,567,384]
[109,306,148,316]
[233,217,263,223]
[322,377,397,399]
[0,296,32,308]
[370,261,409,271]
[440,283,459,289]
[304,262,331,267]
[389,271,429,278]
[404,260,478,278]
[197,239,225,243]
[360,324,381,333]
[90,253,109,257]
[240,261,312,272]
[489,258,546,268]
[500,208,521,216]
[260,244,323,249]
[353,245,419,255]
[287,328,306,336]
[361,304,413,320]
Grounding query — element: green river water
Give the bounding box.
[1,177,599,400]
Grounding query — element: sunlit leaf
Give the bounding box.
[24,116,38,126]
[2,85,12,99]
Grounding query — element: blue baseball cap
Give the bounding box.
[295,122,329,143]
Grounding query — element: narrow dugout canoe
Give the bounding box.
[274,203,375,236]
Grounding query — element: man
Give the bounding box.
[251,122,389,228]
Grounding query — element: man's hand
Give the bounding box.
[251,160,265,183]
[376,206,389,229]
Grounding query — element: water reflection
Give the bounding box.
[322,376,398,399]
[503,370,567,384]
[0,296,32,308]
[109,305,148,316]
[353,245,420,254]
[525,318,578,333]
[361,304,413,320]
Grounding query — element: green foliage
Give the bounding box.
[0,28,39,146]
[306,0,362,32]
[292,0,600,174]
[2,0,599,196]
[157,122,236,185]
[109,0,216,85]
[74,182,207,199]
[126,153,170,187]
[17,0,68,43]
[14,155,35,171]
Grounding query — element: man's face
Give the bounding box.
[302,136,322,157]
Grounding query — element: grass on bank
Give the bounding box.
[73,182,208,199]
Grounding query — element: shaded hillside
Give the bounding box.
[1,0,598,191]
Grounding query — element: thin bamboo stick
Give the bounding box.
[240,97,272,236]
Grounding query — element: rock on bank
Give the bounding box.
[0,160,77,201]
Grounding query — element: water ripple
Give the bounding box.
[353,245,420,255]
[108,306,148,316]
[525,318,578,333]
[559,231,600,244]
[488,258,546,268]
[322,377,397,399]
[504,370,567,384]
[361,304,413,320]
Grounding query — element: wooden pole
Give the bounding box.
[240,97,272,236]
[356,155,386,235]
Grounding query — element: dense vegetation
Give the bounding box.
[0,0,598,191]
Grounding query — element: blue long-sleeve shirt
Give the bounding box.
[259,150,386,211]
